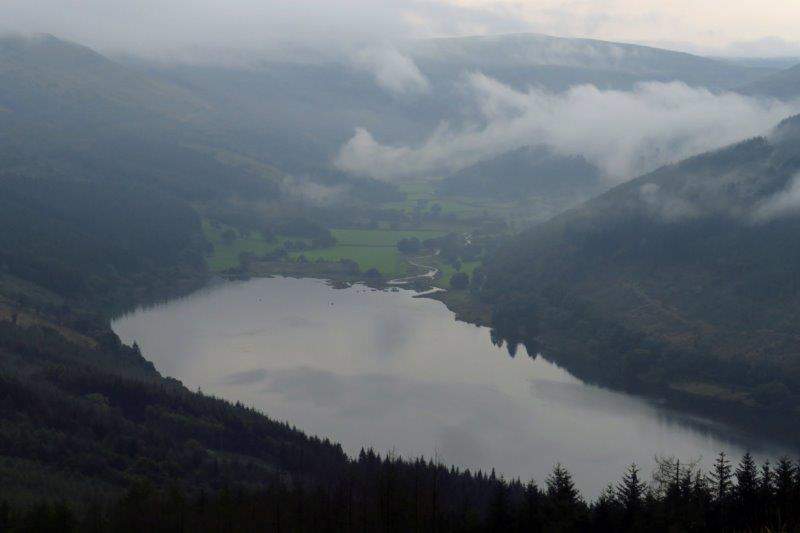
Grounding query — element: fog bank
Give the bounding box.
[336,76,800,183]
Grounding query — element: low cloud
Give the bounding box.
[352,44,430,96]
[639,183,702,222]
[335,75,800,183]
[221,368,267,386]
[281,176,347,206]
[753,172,800,222]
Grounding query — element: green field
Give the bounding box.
[290,246,406,276]
[331,228,447,246]
[204,221,451,276]
[294,228,449,276]
[203,220,287,271]
[434,260,480,288]
[382,180,521,220]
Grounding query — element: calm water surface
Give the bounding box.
[113,277,792,496]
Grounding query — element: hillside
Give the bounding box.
[0,34,207,131]
[132,33,777,181]
[0,34,284,201]
[480,114,800,418]
[738,62,800,100]
[407,33,775,90]
[0,36,352,507]
[438,145,602,203]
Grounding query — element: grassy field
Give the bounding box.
[434,260,480,288]
[290,246,406,276]
[204,221,450,277]
[331,228,447,246]
[381,179,575,228]
[382,180,521,220]
[202,220,287,271]
[293,228,450,277]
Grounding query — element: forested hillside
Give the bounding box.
[480,114,800,422]
[738,62,800,100]
[408,33,775,91]
[0,34,290,308]
[133,32,777,182]
[0,35,329,505]
[438,145,602,202]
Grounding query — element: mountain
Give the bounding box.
[0,34,209,134]
[0,35,347,507]
[438,145,603,202]
[406,33,776,91]
[738,63,800,100]
[480,114,800,417]
[129,33,777,183]
[0,34,284,201]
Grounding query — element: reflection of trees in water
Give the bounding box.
[488,325,797,452]
[490,326,536,359]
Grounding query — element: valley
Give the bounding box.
[4,23,800,531]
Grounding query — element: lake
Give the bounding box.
[112,276,792,496]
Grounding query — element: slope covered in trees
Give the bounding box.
[480,114,800,422]
[738,62,800,100]
[438,145,602,202]
[134,32,777,181]
[408,33,775,91]
[0,34,284,202]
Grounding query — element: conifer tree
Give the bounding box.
[709,452,733,502]
[488,478,510,532]
[546,463,580,506]
[774,456,795,522]
[521,480,543,532]
[616,463,646,517]
[734,452,758,526]
[592,484,621,532]
[735,452,758,502]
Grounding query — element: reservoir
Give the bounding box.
[113,276,792,496]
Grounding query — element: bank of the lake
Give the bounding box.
[113,276,795,497]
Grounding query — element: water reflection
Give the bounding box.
[112,277,794,496]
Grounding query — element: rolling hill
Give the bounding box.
[480,113,800,417]
[438,145,603,203]
[738,62,800,100]
[130,33,778,183]
[408,33,775,91]
[0,34,284,201]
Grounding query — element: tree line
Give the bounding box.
[5,450,800,532]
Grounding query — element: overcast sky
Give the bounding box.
[2,0,800,57]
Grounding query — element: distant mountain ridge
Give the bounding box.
[407,33,776,90]
[131,32,782,182]
[738,62,800,100]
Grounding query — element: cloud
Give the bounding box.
[221,368,267,386]
[639,183,702,221]
[437,1,800,57]
[4,0,800,58]
[352,45,430,96]
[0,0,527,57]
[335,75,800,183]
[280,176,347,206]
[753,172,800,222]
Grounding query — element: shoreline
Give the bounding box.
[179,263,800,450]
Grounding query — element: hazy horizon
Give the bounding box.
[3,1,800,60]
